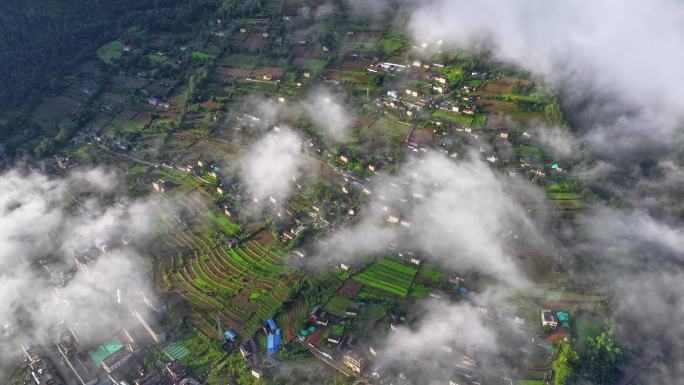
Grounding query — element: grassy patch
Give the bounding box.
[222,54,259,69]
[409,284,429,299]
[514,145,545,159]
[148,53,169,64]
[191,50,213,61]
[547,182,574,193]
[6,367,31,385]
[331,323,345,335]
[97,40,124,63]
[303,58,329,73]
[516,380,546,385]
[206,211,242,234]
[575,311,603,350]
[175,327,225,378]
[547,192,577,200]
[324,296,355,317]
[417,266,446,286]
[432,110,478,126]
[377,30,410,55]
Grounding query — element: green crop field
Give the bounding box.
[353,258,418,297]
[417,266,447,285]
[548,192,577,200]
[432,110,480,126]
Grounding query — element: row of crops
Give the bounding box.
[352,258,418,297]
[155,192,299,341]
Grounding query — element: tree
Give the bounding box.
[544,102,567,127]
[511,81,525,95]
[319,32,336,50]
[371,72,385,87]
[584,329,623,384]
[34,138,55,157]
[554,340,579,385]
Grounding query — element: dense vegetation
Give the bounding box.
[553,328,623,384]
[0,0,218,111]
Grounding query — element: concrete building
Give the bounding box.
[343,351,365,374]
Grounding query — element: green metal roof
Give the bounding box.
[88,340,124,366]
[556,311,569,322]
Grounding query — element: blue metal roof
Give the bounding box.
[267,328,281,355]
[266,318,278,331]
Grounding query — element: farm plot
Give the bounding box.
[219,54,260,70]
[157,222,300,341]
[509,242,557,283]
[546,182,584,211]
[353,258,418,298]
[340,32,380,54]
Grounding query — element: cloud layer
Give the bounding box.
[0,169,163,372]
[407,0,684,156]
[321,152,543,287]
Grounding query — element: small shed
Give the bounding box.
[224,329,237,342]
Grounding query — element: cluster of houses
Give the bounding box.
[11,235,176,385]
[147,96,172,110]
[21,345,60,385]
[49,310,185,385]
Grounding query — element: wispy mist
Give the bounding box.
[302,87,355,143]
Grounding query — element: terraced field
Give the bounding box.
[155,195,300,341]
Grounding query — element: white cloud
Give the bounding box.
[239,128,310,207]
[302,87,355,143]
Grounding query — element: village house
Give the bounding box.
[147,97,171,109]
[541,309,558,329]
[221,202,235,219]
[56,156,78,169]
[253,67,284,83]
[135,369,172,385]
[327,334,342,345]
[152,179,169,192]
[433,85,449,94]
[164,360,188,383]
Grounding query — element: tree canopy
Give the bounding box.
[0,0,218,112]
